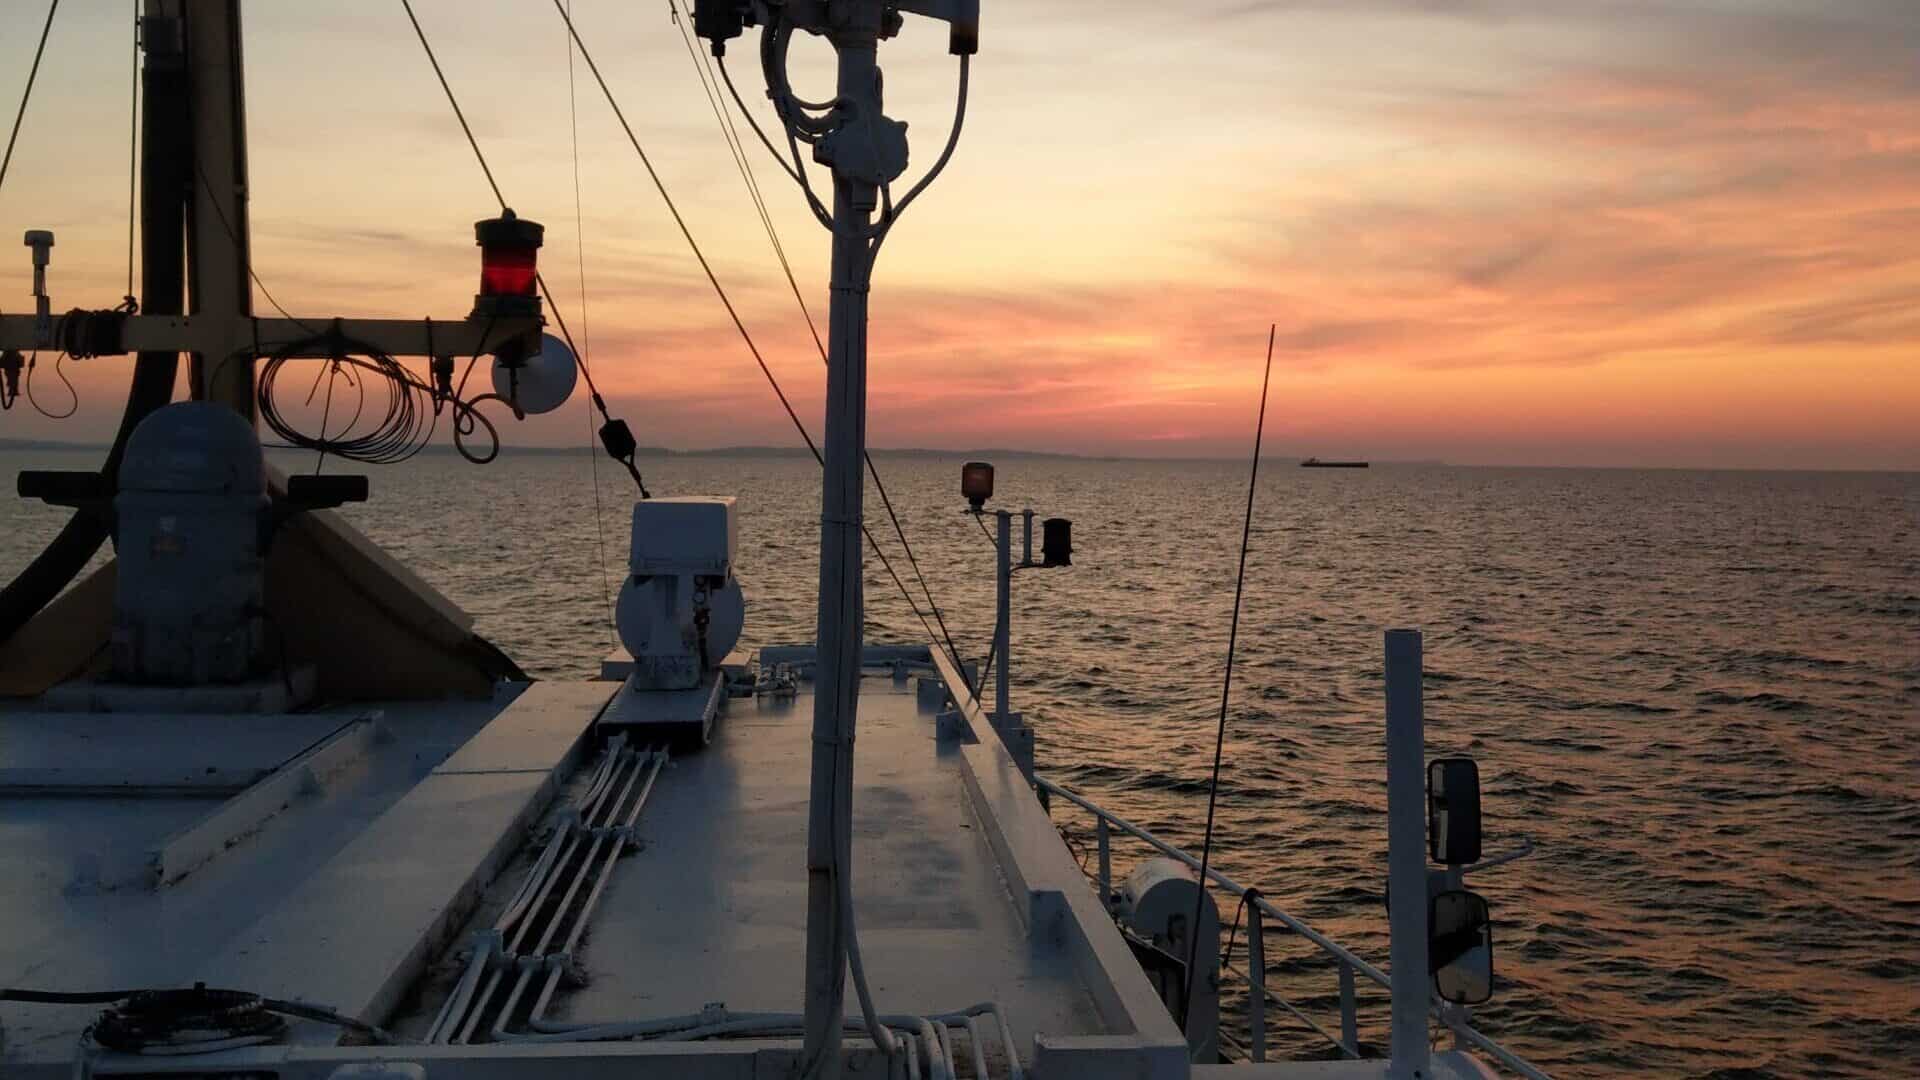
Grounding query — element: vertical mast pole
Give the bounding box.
[801,4,882,1075]
[1385,628,1432,1079]
[182,0,254,417]
[995,508,1012,731]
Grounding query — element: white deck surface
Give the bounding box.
[0,692,533,1062]
[3,658,1192,1076]
[545,673,1108,1045]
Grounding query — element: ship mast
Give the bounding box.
[694,2,977,1074]
[0,0,551,697]
[802,12,881,1072]
[175,0,254,414]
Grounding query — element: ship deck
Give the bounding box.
[0,646,1189,1078]
[513,670,1103,1037]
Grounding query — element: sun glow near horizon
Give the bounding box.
[1,1,1916,469]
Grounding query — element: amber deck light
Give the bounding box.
[473,210,543,320]
[962,461,995,511]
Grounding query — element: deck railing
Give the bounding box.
[1035,776,1552,1080]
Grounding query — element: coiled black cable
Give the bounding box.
[2,983,392,1053]
[91,986,287,1055]
[56,307,130,360]
[253,327,504,466]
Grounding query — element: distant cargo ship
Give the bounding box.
[1301,457,1370,468]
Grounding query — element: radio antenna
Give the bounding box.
[1183,324,1277,1025]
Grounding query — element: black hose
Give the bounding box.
[0,39,188,648]
[3,985,393,1049]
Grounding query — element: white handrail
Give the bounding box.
[1035,775,1553,1080]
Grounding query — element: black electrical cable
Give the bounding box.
[1181,325,1278,1026]
[56,308,130,360]
[25,351,77,420]
[0,347,22,410]
[972,511,996,546]
[254,329,501,467]
[0,0,60,199]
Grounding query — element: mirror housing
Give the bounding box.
[1428,756,1482,865]
[1430,888,1493,1005]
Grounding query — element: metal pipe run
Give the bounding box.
[435,745,665,1045]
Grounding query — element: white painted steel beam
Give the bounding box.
[0,314,538,359]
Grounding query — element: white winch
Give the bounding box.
[615,496,745,691]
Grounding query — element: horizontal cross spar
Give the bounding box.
[0,314,539,360]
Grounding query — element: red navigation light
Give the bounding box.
[474,210,544,318]
[961,461,994,510]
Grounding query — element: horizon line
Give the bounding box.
[2,438,1914,475]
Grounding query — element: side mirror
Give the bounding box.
[1428,756,1481,865]
[1430,888,1493,1004]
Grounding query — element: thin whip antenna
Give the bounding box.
[1182,324,1277,1023]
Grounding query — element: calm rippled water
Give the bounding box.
[4,447,1916,1078]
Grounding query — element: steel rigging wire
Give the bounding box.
[565,0,615,640]
[397,0,952,665]
[397,0,651,497]
[0,0,59,200]
[665,0,975,692]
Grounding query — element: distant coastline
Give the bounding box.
[3,438,1913,473]
[1,438,1433,467]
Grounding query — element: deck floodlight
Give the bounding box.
[1041,518,1072,568]
[473,210,543,319]
[493,333,579,416]
[962,461,994,510]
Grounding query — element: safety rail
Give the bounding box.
[1035,776,1552,1080]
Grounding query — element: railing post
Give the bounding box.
[1096,815,1112,907]
[1245,897,1267,1063]
[1339,959,1359,1057]
[1385,629,1431,1080]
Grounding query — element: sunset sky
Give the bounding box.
[1,1,1916,468]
